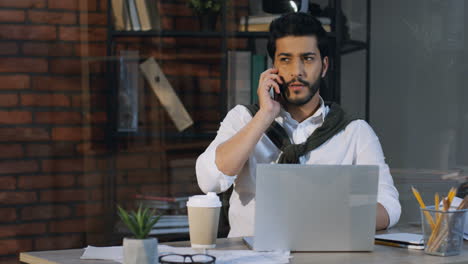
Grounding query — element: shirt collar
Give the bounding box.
[279,96,328,126]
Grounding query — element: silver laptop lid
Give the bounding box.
[253,164,379,251]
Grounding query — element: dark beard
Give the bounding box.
[280,77,321,106]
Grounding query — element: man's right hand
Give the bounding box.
[257,68,283,121]
[215,68,284,176]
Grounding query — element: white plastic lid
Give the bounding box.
[186,192,221,207]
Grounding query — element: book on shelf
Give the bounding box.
[111,0,161,31]
[139,58,194,131]
[111,0,132,31]
[117,50,139,132]
[227,50,251,110]
[146,0,161,31]
[127,0,141,31]
[239,14,331,32]
[251,54,266,104]
[134,0,151,31]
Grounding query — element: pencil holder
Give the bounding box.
[420,206,467,256]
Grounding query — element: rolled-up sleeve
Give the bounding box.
[354,120,401,228]
[196,105,249,194]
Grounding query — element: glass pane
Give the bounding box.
[370,0,467,225]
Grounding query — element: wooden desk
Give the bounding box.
[20,229,468,264]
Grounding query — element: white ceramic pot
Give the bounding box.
[123,237,158,264]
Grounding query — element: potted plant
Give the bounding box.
[117,205,161,264]
[188,0,222,31]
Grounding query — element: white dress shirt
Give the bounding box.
[196,98,401,237]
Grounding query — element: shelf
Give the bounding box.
[111,30,337,39]
[341,40,368,55]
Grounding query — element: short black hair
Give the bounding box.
[267,12,329,61]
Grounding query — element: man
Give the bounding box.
[196,12,401,237]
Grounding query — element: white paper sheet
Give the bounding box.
[81,245,291,264]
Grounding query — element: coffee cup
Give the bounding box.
[187,192,221,248]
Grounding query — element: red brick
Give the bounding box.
[0,10,25,22]
[117,186,138,201]
[88,189,103,201]
[0,239,32,255]
[0,144,23,158]
[32,76,81,91]
[76,172,104,187]
[0,58,47,73]
[42,158,93,172]
[116,155,150,169]
[199,78,220,93]
[150,156,165,169]
[79,13,107,25]
[25,143,75,157]
[161,62,211,77]
[28,10,77,24]
[0,160,38,174]
[49,59,104,74]
[51,127,83,141]
[21,205,71,220]
[175,17,199,31]
[35,111,82,124]
[0,94,18,107]
[75,43,106,57]
[0,208,16,222]
[49,218,103,233]
[0,176,16,190]
[83,111,106,123]
[99,0,107,11]
[75,202,104,216]
[127,170,167,184]
[22,42,74,57]
[0,25,56,41]
[0,0,45,8]
[0,75,29,90]
[49,0,97,11]
[59,26,106,41]
[0,127,49,141]
[52,127,104,141]
[48,59,82,75]
[72,94,108,108]
[0,223,46,237]
[76,142,107,155]
[160,3,193,16]
[21,93,70,107]
[40,189,86,202]
[95,158,109,170]
[140,184,166,194]
[0,191,36,204]
[18,174,75,189]
[161,17,174,31]
[89,77,107,92]
[0,42,18,55]
[0,111,32,124]
[34,234,82,251]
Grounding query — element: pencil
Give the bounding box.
[411,186,435,229]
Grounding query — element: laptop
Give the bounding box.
[244,164,379,252]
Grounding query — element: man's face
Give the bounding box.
[274,36,328,106]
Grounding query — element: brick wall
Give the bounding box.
[0,0,248,263]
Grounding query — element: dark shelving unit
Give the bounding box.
[106,0,371,128]
[104,0,371,239]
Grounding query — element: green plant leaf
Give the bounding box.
[117,204,161,239]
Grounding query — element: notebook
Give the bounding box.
[375,233,424,250]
